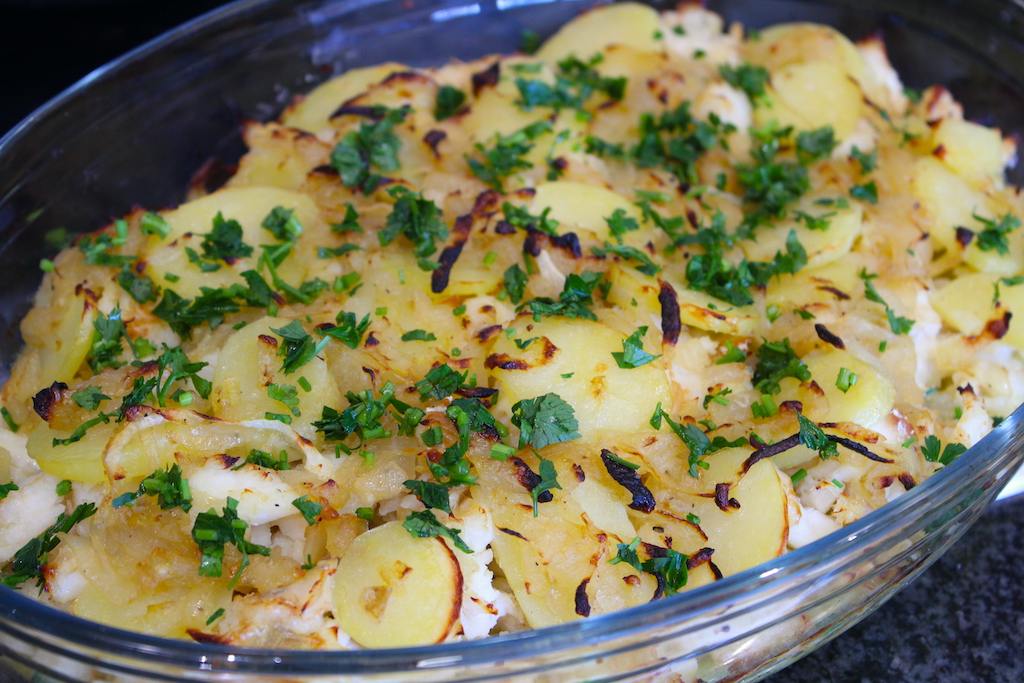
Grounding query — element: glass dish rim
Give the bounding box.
[0,0,1022,674]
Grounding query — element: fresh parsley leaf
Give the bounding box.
[511,393,580,450]
[71,386,109,411]
[612,326,661,369]
[795,126,837,164]
[379,187,449,270]
[2,503,97,591]
[77,220,134,267]
[261,206,303,242]
[501,201,559,235]
[0,482,17,500]
[117,265,159,303]
[467,121,551,193]
[793,209,834,231]
[268,383,300,417]
[605,208,640,244]
[111,463,193,512]
[191,498,271,588]
[329,105,410,193]
[403,509,472,553]
[719,63,770,103]
[332,204,363,233]
[797,412,839,459]
[921,434,968,466]
[860,271,914,335]
[520,270,604,321]
[591,242,661,276]
[515,54,626,114]
[402,329,437,342]
[416,365,468,401]
[530,456,562,516]
[716,341,746,364]
[850,146,877,174]
[434,85,467,120]
[631,102,733,186]
[850,181,879,205]
[271,320,326,375]
[318,311,371,350]
[234,449,291,471]
[200,213,253,264]
[973,212,1022,256]
[88,307,132,373]
[404,480,452,514]
[503,263,529,305]
[752,338,811,395]
[584,135,627,160]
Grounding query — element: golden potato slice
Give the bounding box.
[332,521,462,647]
[931,117,1005,189]
[210,316,342,441]
[487,316,671,440]
[281,63,407,133]
[536,3,661,63]
[803,348,895,427]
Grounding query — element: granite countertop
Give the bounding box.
[2,2,1024,681]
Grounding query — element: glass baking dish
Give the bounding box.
[1,0,1023,681]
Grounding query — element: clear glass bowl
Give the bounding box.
[1,0,1023,681]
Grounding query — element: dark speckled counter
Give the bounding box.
[766,494,1024,683]
[2,2,1024,682]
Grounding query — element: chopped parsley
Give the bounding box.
[140,212,172,239]
[416,365,469,401]
[268,383,300,418]
[609,536,689,596]
[502,201,559,235]
[318,311,371,350]
[591,243,661,276]
[503,264,529,305]
[233,449,291,471]
[797,412,839,459]
[467,121,552,193]
[611,326,661,369]
[973,212,1022,256]
[921,434,968,466]
[519,270,604,321]
[795,126,837,164]
[511,393,580,450]
[191,497,271,588]
[0,482,18,500]
[752,338,811,395]
[515,54,626,114]
[2,503,97,591]
[71,386,109,411]
[379,187,449,271]
[199,212,254,265]
[860,270,915,335]
[261,206,303,242]
[330,105,410,193]
[850,181,879,205]
[77,220,134,268]
[630,103,734,186]
[851,146,877,174]
[402,509,472,553]
[719,63,770,104]
[404,479,452,514]
[434,85,467,120]
[117,265,160,304]
[111,463,193,512]
[650,404,745,476]
[402,329,437,342]
[271,320,328,375]
[530,455,562,516]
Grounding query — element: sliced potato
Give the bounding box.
[667,457,788,577]
[536,3,661,63]
[756,61,864,139]
[529,182,646,248]
[143,186,323,300]
[332,521,462,647]
[281,63,407,133]
[210,316,342,441]
[931,117,1005,188]
[802,348,895,427]
[487,316,671,440]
